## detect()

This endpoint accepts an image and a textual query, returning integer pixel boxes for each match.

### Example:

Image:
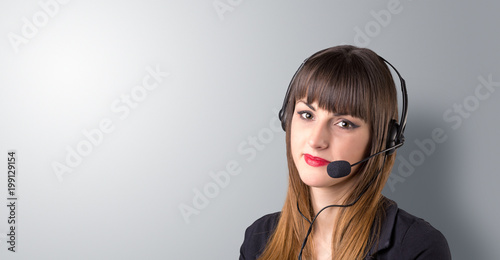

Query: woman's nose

[308,122,329,150]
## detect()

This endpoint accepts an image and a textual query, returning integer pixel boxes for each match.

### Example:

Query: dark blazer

[239,198,451,259]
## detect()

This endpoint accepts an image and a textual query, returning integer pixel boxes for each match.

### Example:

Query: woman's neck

[309,177,357,219]
[308,179,359,258]
[309,187,345,235]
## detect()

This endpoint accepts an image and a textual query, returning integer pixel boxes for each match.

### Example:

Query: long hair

[259,45,399,259]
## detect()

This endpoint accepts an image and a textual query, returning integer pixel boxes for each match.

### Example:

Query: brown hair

[259,45,399,259]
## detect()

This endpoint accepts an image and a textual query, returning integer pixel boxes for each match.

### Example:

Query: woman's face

[290,99,371,188]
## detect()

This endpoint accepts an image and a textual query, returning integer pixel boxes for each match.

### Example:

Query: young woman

[239,45,451,259]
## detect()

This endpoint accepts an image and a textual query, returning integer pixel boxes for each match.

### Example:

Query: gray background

[0,0,499,259]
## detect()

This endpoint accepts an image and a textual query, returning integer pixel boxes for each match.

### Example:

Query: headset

[278,47,408,156]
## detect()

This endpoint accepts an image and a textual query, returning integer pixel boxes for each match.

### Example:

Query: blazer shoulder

[396,208,452,259]
[240,212,280,260]
[247,212,281,233]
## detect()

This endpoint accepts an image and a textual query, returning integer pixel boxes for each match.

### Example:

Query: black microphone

[327,160,352,178]
[326,143,404,178]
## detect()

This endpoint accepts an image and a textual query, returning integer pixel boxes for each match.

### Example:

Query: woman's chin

[299,174,336,188]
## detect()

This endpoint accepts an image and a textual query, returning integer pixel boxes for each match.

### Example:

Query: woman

[239,45,451,259]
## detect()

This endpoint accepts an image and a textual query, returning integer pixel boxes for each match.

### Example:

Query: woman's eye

[336,120,357,129]
[298,111,313,120]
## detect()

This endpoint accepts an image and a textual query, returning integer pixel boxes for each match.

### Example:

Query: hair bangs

[291,58,371,122]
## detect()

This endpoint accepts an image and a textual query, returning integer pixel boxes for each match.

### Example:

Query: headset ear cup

[279,108,287,131]
[386,119,399,155]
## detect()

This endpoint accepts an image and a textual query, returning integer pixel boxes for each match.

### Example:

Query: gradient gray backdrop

[0,0,499,259]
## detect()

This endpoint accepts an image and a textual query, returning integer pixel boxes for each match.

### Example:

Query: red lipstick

[304,154,330,167]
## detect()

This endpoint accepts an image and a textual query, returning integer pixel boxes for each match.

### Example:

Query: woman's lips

[304,154,330,167]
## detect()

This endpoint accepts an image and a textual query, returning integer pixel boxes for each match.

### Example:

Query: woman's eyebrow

[297,101,357,119]
[297,101,316,111]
